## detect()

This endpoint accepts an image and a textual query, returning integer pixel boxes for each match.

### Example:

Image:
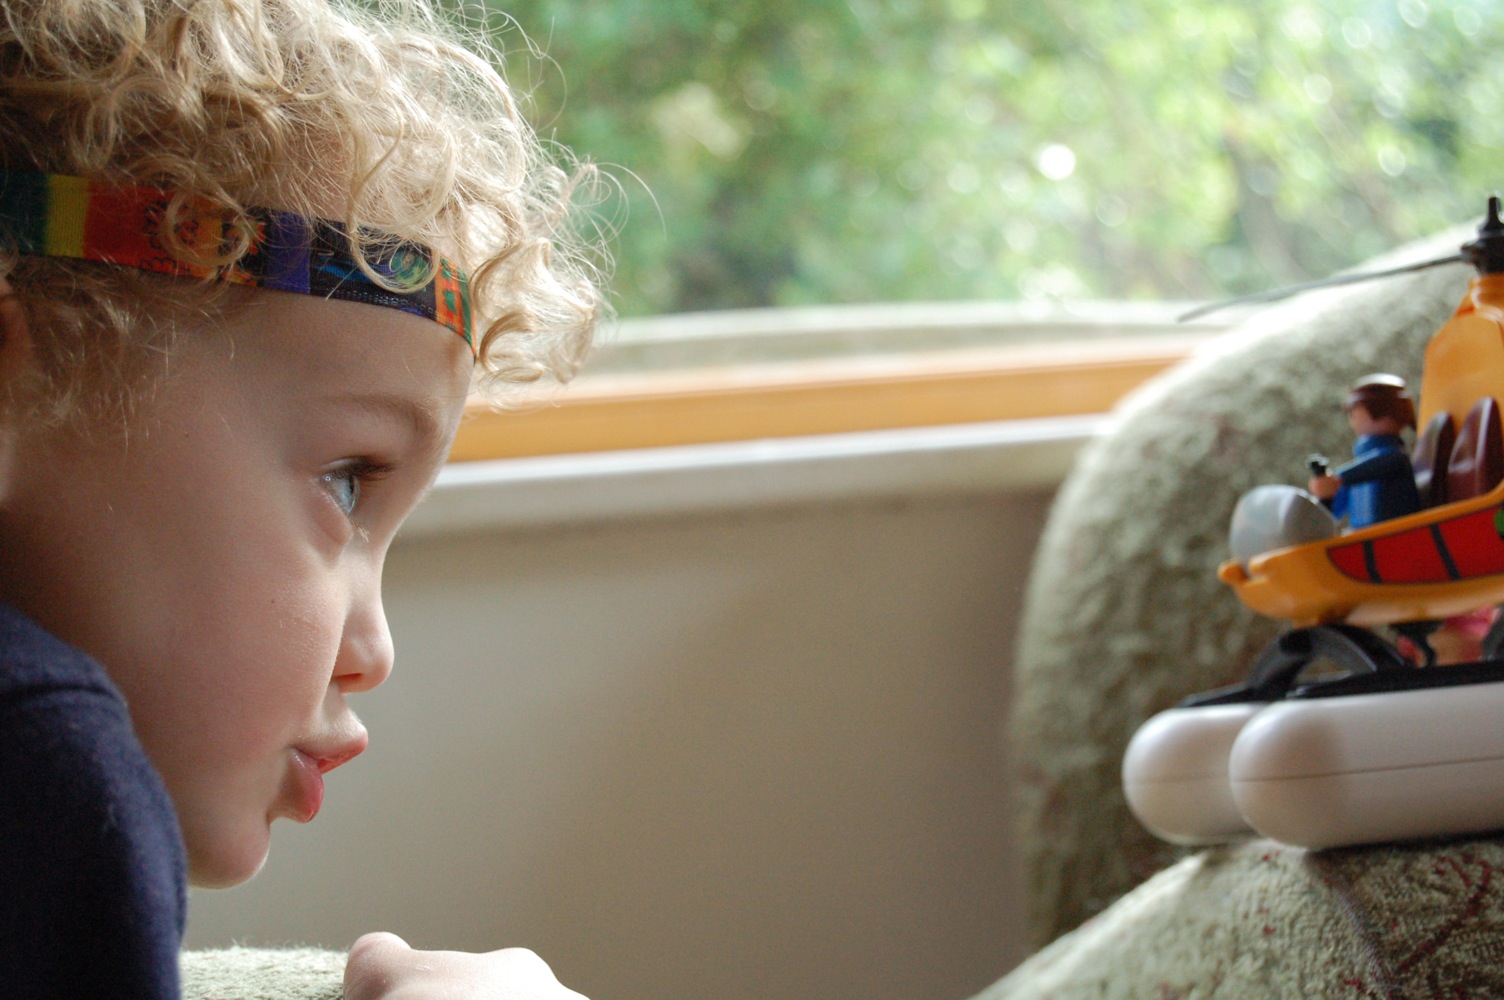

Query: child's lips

[285,731,368,822]
[304,732,369,774]
[286,750,326,823]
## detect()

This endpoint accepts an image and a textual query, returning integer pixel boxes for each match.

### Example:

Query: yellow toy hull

[1219,485,1504,627]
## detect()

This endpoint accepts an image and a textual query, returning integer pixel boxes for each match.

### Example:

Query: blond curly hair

[0,0,604,422]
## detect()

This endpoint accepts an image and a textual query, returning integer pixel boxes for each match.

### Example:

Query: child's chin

[185,830,272,889]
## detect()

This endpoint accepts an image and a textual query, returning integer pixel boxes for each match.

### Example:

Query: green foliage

[472,0,1504,316]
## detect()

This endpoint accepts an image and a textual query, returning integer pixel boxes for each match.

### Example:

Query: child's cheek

[163,526,344,754]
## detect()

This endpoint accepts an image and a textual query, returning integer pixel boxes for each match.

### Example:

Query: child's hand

[344,932,589,1000]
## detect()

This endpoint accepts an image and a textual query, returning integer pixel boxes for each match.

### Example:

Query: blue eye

[319,461,395,522]
[321,467,361,516]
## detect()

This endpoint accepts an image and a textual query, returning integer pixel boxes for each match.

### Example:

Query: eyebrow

[334,391,456,471]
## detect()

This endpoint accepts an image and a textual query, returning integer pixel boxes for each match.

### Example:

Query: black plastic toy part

[1182,624,1411,707]
[1461,196,1504,276]
[1181,623,1504,709]
[1179,195,1504,321]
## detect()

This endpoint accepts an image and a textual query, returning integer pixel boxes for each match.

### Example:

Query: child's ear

[0,277,33,501]
[0,277,33,380]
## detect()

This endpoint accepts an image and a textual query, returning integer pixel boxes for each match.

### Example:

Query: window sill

[409,414,1105,537]
[403,303,1229,536]
[449,302,1226,461]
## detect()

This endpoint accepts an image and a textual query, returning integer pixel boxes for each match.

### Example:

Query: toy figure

[1307,374,1421,529]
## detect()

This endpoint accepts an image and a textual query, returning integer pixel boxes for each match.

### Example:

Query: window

[452,0,1498,457]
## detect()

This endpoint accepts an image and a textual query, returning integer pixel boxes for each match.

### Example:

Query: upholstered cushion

[973,835,1504,999]
[181,946,344,999]
[1009,234,1477,947]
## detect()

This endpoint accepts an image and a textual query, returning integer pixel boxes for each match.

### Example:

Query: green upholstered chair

[973,230,1504,999]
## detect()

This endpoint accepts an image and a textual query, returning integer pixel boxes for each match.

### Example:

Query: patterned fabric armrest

[973,836,1504,999]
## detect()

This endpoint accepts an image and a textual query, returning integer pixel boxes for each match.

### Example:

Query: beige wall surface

[186,489,1053,1000]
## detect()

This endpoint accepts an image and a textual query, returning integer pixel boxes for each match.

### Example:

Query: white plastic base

[1230,683,1504,849]
[1122,680,1504,850]
[1122,703,1262,844]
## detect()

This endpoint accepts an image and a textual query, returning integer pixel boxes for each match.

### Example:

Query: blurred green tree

[472,0,1503,316]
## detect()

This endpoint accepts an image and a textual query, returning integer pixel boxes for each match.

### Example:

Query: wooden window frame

[449,306,1224,462]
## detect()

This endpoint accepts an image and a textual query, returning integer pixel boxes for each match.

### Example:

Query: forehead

[208,289,473,449]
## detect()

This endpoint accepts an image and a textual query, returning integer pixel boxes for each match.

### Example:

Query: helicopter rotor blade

[1177,253,1469,322]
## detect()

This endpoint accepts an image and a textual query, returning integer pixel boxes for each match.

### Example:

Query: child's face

[0,290,471,886]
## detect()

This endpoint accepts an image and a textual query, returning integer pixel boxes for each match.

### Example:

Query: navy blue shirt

[0,601,186,998]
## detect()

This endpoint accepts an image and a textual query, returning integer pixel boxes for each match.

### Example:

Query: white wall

[185,419,1083,1000]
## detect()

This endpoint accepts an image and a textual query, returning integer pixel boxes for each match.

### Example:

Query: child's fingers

[344,932,411,998]
[344,931,589,1000]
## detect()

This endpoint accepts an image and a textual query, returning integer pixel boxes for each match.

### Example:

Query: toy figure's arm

[1333,448,1413,485]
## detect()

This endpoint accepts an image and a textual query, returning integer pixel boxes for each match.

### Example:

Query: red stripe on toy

[1439,507,1504,578]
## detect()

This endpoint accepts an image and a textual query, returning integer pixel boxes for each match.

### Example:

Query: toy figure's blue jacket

[1332,433,1421,529]
[0,599,186,998]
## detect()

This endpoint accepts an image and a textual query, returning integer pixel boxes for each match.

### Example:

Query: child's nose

[335,581,395,694]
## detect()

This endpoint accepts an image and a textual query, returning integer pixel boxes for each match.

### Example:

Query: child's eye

[319,461,392,519]
[321,467,361,516]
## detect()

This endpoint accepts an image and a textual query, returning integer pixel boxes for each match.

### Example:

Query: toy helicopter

[1124,198,1504,851]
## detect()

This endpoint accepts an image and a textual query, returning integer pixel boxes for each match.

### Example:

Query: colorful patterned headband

[0,172,474,356]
